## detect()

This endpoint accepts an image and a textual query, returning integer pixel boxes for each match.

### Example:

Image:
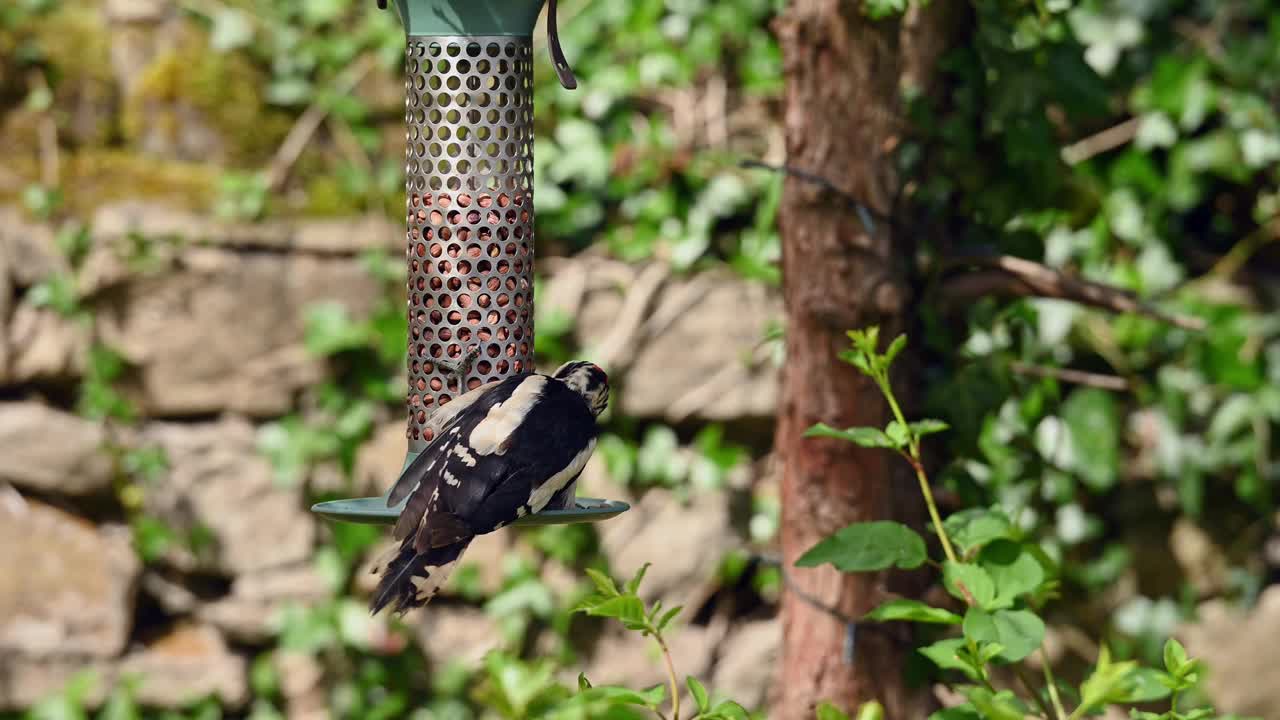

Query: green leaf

[909,419,950,437]
[978,541,1046,609]
[577,673,592,691]
[943,509,1017,555]
[884,334,908,366]
[816,701,851,720]
[657,605,682,632]
[686,677,709,714]
[796,521,927,572]
[918,638,980,681]
[854,701,884,720]
[864,599,962,625]
[584,568,619,597]
[927,706,981,720]
[885,420,909,447]
[963,687,1027,720]
[1163,637,1190,675]
[625,563,650,595]
[706,700,750,720]
[962,608,1045,662]
[577,596,646,625]
[804,424,897,449]
[1061,388,1120,491]
[943,562,996,609]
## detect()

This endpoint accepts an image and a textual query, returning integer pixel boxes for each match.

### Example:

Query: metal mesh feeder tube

[312,0,628,527]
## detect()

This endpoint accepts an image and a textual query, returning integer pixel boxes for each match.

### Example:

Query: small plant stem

[879,376,959,565]
[1013,664,1054,720]
[653,631,680,720]
[1041,652,1068,720]
[907,454,958,565]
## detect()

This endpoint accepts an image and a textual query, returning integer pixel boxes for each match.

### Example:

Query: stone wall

[0,204,784,712]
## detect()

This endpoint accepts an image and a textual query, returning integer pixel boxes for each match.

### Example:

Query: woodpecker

[370,360,609,615]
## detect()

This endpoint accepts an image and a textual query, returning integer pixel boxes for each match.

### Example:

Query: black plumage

[370,361,608,615]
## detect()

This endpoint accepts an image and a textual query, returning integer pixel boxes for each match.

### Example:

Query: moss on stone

[122,22,290,165]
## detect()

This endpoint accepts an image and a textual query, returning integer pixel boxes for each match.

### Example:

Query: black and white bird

[370,360,609,616]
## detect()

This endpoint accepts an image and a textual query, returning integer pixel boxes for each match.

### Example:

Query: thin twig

[266,54,378,192]
[1013,663,1055,720]
[940,254,1205,331]
[1060,117,1140,165]
[1042,650,1068,720]
[739,159,888,233]
[1009,362,1131,391]
[653,633,680,720]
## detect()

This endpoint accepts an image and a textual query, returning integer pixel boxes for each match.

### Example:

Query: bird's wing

[386,378,505,508]
[392,374,599,549]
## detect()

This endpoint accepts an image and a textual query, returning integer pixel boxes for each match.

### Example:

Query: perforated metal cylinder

[404,36,536,452]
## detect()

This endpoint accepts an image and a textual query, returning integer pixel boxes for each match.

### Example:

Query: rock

[710,620,778,710]
[0,207,67,287]
[541,257,781,424]
[599,488,738,610]
[412,606,502,666]
[1180,585,1280,718]
[199,563,329,643]
[119,622,248,708]
[90,202,399,255]
[0,402,114,496]
[582,624,717,692]
[4,304,90,385]
[0,622,248,711]
[1169,518,1229,595]
[142,417,315,575]
[0,497,138,658]
[105,0,171,23]
[354,422,410,497]
[0,655,114,710]
[97,248,380,417]
[275,650,328,720]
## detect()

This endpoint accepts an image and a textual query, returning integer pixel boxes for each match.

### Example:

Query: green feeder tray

[311,495,630,527]
[311,0,627,530]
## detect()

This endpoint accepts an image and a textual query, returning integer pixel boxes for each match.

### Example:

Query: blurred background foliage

[1,0,1278,717]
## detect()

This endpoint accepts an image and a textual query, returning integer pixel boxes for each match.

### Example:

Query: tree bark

[772,2,960,719]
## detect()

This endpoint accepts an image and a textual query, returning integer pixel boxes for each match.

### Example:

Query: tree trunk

[772,2,960,719]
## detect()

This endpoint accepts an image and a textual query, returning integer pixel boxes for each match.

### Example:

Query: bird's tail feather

[369,538,470,616]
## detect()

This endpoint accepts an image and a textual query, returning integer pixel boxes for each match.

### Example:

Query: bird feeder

[312,0,628,526]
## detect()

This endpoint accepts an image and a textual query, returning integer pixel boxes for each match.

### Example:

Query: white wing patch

[451,444,477,467]
[410,559,459,601]
[527,438,596,513]
[469,375,548,455]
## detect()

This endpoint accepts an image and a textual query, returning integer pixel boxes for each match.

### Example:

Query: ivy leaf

[962,608,1045,662]
[864,599,962,625]
[978,540,1046,609]
[804,424,897,449]
[943,509,1017,555]
[1061,388,1119,491]
[943,562,996,609]
[686,677,709,714]
[797,521,927,572]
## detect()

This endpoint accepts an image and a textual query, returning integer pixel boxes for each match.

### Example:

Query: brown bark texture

[771,2,959,719]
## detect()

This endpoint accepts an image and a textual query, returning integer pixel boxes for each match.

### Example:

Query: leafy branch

[797,327,1232,720]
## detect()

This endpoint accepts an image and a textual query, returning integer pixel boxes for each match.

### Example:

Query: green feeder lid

[376,0,577,88]
[312,495,629,526]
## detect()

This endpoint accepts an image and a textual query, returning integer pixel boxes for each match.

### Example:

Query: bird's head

[553,361,609,417]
